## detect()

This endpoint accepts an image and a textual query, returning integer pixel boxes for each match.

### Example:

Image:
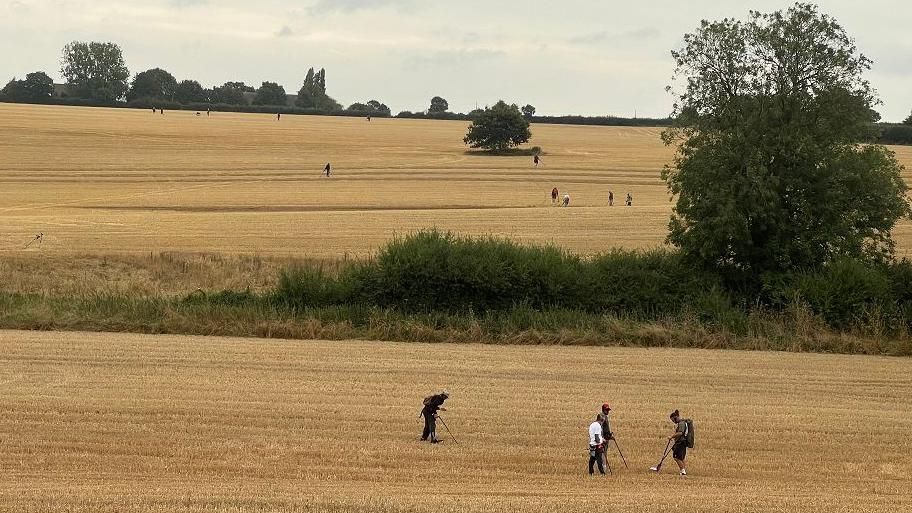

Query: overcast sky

[2,0,910,120]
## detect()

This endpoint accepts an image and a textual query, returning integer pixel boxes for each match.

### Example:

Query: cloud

[276,25,293,37]
[567,27,661,46]
[308,0,417,15]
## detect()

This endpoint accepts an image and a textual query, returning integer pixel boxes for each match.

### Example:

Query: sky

[1,0,910,121]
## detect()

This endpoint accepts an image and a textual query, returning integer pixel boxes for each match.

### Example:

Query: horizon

[1,0,910,121]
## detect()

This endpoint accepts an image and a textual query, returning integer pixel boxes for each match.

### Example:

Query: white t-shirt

[588,421,603,446]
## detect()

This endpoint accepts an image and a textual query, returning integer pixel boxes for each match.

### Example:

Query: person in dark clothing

[420,390,449,443]
[323,162,332,177]
[598,403,614,469]
[669,409,688,476]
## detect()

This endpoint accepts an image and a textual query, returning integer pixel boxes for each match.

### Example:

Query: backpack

[422,396,433,406]
[684,419,695,448]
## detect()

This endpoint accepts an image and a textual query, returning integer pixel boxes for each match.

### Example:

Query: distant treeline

[876,124,912,146]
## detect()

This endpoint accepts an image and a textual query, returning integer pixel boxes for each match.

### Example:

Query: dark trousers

[589,446,605,474]
[421,413,437,441]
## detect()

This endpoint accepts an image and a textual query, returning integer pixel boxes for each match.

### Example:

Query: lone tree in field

[521,104,536,118]
[127,68,177,102]
[463,100,531,151]
[60,41,129,102]
[662,2,910,282]
[429,96,448,114]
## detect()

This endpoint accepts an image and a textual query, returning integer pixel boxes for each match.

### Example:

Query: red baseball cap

[602,403,611,411]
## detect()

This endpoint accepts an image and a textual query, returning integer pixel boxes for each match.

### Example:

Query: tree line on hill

[1,40,677,127]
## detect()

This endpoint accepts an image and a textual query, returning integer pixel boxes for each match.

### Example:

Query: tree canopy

[174,80,207,104]
[521,104,536,118]
[210,81,250,105]
[253,81,287,106]
[429,96,448,114]
[662,2,910,282]
[60,41,129,102]
[904,111,912,125]
[127,68,177,102]
[463,101,532,151]
[1,71,54,103]
[296,67,341,110]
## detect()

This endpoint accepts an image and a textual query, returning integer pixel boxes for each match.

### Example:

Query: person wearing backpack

[419,391,449,443]
[667,409,692,476]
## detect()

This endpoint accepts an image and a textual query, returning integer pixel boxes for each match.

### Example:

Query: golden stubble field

[1,329,910,512]
[4,103,910,259]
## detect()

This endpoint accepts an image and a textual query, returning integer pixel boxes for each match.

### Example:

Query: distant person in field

[626,193,632,206]
[195,112,201,117]
[323,162,332,177]
[551,187,559,206]
[533,154,541,168]
[160,108,164,116]
[367,115,371,122]
[563,194,571,207]
[152,107,156,114]
[277,113,281,121]
[420,391,449,443]
[608,191,614,206]
[207,107,210,117]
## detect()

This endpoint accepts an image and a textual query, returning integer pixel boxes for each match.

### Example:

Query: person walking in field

[323,162,332,177]
[625,193,632,206]
[608,191,614,206]
[420,391,449,443]
[533,154,541,168]
[588,414,606,475]
[551,187,559,206]
[668,409,690,476]
[563,194,571,207]
[277,112,281,121]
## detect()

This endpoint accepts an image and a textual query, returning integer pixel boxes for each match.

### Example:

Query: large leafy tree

[521,104,536,118]
[127,68,177,101]
[463,100,531,151]
[253,81,287,106]
[60,41,129,102]
[429,96,448,114]
[1,71,54,102]
[295,67,341,110]
[174,79,207,104]
[662,2,910,281]
[210,81,251,105]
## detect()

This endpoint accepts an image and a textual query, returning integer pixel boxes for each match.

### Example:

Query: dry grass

[1,329,910,512]
[7,103,909,260]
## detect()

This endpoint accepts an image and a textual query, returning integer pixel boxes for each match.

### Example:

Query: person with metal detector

[651,409,691,476]
[588,414,607,475]
[598,403,628,470]
[419,390,449,444]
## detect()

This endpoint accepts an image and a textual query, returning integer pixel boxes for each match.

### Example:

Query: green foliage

[429,96,448,113]
[253,81,287,106]
[877,124,912,145]
[463,100,532,151]
[521,104,536,117]
[173,79,207,104]
[209,81,250,105]
[296,67,341,111]
[904,111,912,125]
[60,41,129,102]
[127,68,177,102]
[663,3,911,282]
[348,100,391,115]
[0,71,53,102]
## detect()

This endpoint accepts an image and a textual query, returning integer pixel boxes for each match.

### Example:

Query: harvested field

[1,329,910,512]
[4,103,909,259]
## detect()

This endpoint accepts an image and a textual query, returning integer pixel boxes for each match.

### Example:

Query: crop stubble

[0,329,910,512]
[4,103,909,258]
